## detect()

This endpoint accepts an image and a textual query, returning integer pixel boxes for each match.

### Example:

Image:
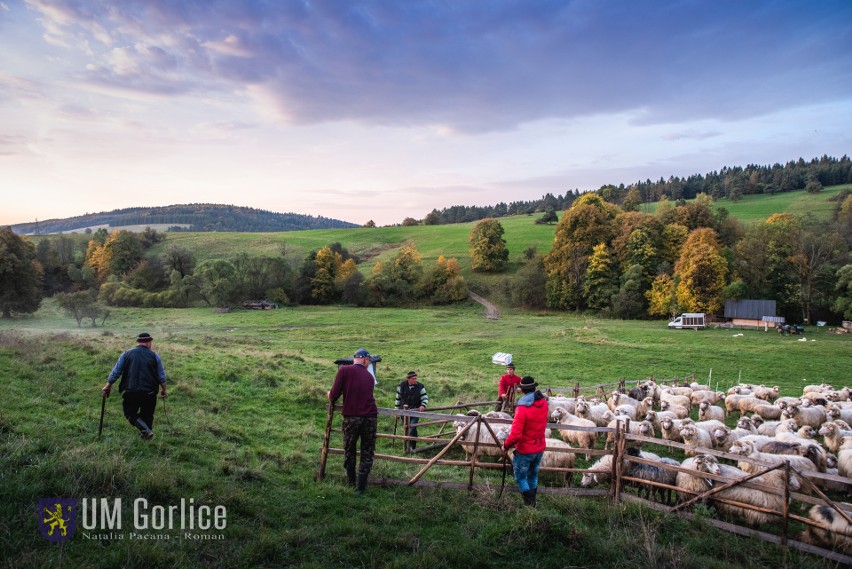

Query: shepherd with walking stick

[101,332,167,440]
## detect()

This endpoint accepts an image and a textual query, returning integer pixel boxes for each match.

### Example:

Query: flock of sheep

[451,380,852,554]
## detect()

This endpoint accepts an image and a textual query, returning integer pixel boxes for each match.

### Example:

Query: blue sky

[1,0,851,227]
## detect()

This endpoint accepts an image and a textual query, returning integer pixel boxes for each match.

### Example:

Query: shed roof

[724,299,777,320]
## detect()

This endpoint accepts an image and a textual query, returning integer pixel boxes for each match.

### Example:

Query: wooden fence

[318,401,852,564]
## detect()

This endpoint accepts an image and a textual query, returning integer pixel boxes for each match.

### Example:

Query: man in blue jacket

[102,332,167,440]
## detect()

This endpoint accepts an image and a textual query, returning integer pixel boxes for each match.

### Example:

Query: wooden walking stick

[318,402,335,480]
[98,391,108,439]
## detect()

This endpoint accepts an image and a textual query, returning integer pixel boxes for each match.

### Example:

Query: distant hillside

[11,204,359,234]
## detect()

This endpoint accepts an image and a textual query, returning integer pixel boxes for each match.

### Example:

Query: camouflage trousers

[342,416,378,475]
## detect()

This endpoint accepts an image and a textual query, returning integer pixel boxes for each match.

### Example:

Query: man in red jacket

[502,375,547,506]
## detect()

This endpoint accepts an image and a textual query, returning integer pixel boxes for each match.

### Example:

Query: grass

[1,302,850,568]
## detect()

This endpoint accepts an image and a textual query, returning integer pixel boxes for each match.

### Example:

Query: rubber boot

[135,418,154,440]
[356,473,368,494]
[346,466,356,487]
[530,487,538,507]
[521,490,534,506]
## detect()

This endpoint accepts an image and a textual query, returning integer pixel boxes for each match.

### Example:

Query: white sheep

[667,386,694,398]
[659,416,688,443]
[728,439,818,483]
[715,467,798,527]
[539,438,576,486]
[660,389,691,410]
[819,422,852,454]
[782,404,827,430]
[803,383,834,394]
[690,390,725,407]
[604,417,654,448]
[756,419,782,436]
[735,416,759,434]
[751,403,783,421]
[574,400,616,428]
[676,453,797,526]
[800,505,852,554]
[698,401,725,423]
[693,419,726,434]
[547,395,577,417]
[613,404,638,420]
[551,407,597,460]
[680,424,713,456]
[725,393,751,417]
[452,415,509,460]
[659,400,690,419]
[827,403,852,424]
[608,392,645,414]
[753,385,780,402]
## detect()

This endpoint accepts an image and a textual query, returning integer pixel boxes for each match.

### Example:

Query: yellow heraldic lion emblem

[38,498,76,541]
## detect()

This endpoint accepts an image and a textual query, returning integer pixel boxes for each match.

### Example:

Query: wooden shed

[724,299,783,330]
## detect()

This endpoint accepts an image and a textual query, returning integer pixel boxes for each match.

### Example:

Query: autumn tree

[583,243,618,311]
[469,219,509,272]
[545,194,619,309]
[646,273,678,318]
[0,227,42,318]
[674,228,728,314]
[420,256,468,304]
[367,244,425,305]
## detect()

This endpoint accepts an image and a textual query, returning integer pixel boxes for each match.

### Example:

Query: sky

[1,0,851,228]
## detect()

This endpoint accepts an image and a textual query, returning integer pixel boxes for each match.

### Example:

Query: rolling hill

[11,203,359,235]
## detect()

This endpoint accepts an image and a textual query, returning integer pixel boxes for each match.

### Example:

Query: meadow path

[469,292,500,319]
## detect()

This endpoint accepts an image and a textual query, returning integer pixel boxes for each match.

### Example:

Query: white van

[668,313,706,330]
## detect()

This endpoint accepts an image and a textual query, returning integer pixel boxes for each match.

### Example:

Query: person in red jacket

[502,375,547,506]
[495,363,520,412]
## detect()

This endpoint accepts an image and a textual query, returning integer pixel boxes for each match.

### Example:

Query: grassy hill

[639,184,850,223]
[1,304,849,568]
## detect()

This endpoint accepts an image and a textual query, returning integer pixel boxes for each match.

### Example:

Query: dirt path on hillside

[469,292,500,320]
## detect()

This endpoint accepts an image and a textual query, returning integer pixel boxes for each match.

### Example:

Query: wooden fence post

[573,382,580,399]
[402,405,410,454]
[318,402,335,480]
[782,461,791,546]
[468,416,483,490]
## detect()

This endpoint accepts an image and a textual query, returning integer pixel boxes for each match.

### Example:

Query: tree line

[0,226,470,325]
[411,155,852,227]
[470,189,852,324]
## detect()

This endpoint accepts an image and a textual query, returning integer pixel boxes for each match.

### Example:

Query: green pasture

[712,184,850,224]
[1,302,849,568]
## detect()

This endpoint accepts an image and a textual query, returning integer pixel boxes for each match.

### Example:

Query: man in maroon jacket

[502,376,547,506]
[328,348,378,493]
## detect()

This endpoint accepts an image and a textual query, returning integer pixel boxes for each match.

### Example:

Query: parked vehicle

[668,313,705,330]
